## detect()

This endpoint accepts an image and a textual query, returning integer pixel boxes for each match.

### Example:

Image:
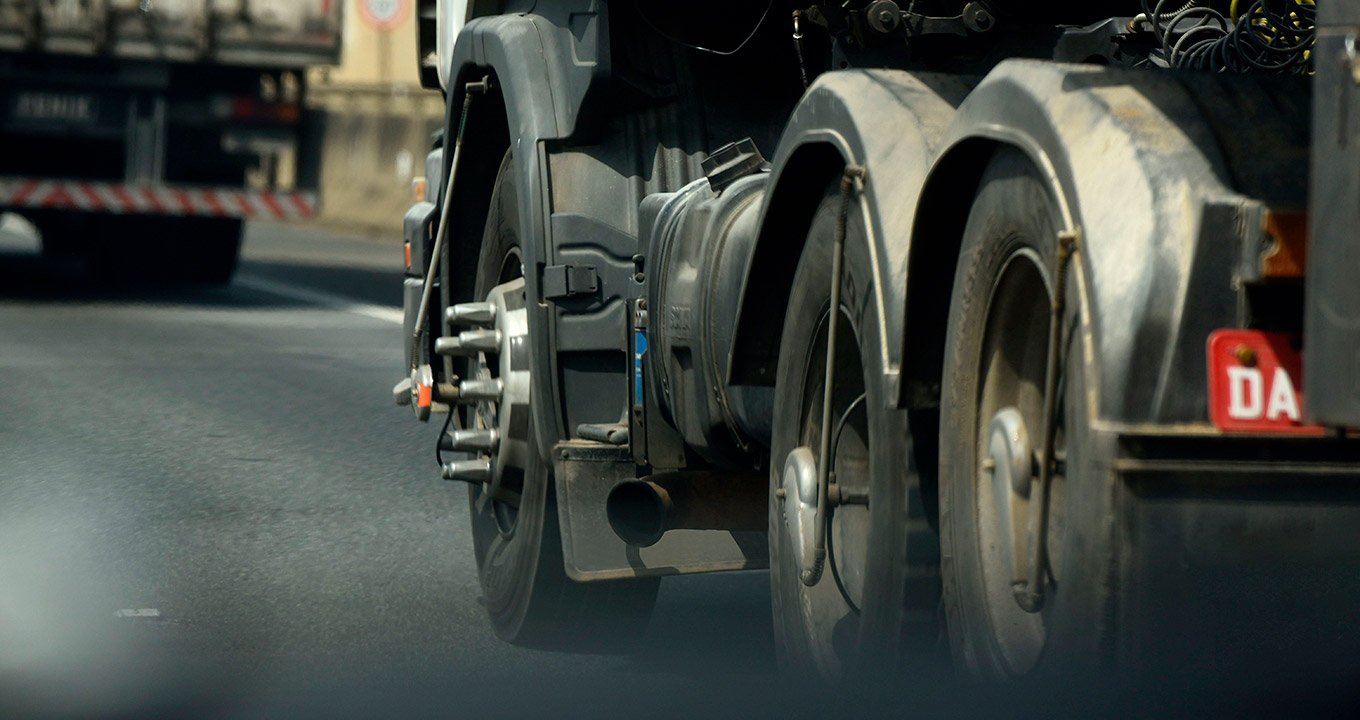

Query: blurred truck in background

[0,0,342,284]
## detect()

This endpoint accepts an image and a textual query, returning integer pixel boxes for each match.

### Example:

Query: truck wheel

[769,179,940,681]
[33,212,87,259]
[939,148,1114,679]
[466,151,658,649]
[182,218,243,286]
[53,215,241,287]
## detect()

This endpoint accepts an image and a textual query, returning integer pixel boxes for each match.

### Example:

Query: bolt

[1234,345,1258,367]
[963,2,995,33]
[775,487,786,499]
[634,272,646,283]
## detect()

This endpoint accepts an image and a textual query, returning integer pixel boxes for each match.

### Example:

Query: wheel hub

[780,446,821,582]
[985,407,1034,586]
[446,278,531,515]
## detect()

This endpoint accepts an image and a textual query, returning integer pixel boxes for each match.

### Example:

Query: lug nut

[434,336,468,356]
[458,328,502,352]
[434,329,501,356]
[442,459,491,483]
[447,302,497,326]
[458,378,504,403]
[449,428,499,452]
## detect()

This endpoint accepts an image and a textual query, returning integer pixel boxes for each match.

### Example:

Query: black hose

[1142,0,1315,74]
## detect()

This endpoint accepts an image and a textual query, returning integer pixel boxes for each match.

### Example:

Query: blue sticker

[634,330,648,405]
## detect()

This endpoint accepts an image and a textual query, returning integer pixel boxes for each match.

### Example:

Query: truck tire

[33,211,87,259]
[939,147,1115,679]
[40,215,240,287]
[769,179,941,681]
[466,152,658,649]
[182,218,243,286]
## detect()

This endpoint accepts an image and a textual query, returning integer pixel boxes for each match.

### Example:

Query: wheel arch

[899,131,1078,411]
[728,70,970,405]
[898,60,1303,427]
[440,5,610,298]
[728,140,848,385]
[438,5,612,457]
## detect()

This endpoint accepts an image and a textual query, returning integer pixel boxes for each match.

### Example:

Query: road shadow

[0,212,402,309]
[0,250,306,308]
[0,251,403,311]
[238,259,403,308]
[621,570,776,678]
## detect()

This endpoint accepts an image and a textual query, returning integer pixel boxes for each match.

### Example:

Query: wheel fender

[908,60,1269,426]
[449,5,608,145]
[441,3,610,456]
[728,69,970,406]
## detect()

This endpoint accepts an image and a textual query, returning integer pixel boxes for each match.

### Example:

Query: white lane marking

[114,608,161,618]
[235,274,404,324]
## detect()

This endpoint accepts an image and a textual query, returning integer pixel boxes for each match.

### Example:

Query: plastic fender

[449,5,608,145]
[729,69,970,405]
[442,3,609,456]
[922,60,1260,427]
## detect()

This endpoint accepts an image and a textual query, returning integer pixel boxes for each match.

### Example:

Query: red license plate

[1207,330,1325,435]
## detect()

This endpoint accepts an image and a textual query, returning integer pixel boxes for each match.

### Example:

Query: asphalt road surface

[5,219,1327,720]
[0,219,781,719]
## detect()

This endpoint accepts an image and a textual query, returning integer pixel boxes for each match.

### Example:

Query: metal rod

[792,10,810,89]
[804,166,865,587]
[1014,229,1078,613]
[410,76,491,369]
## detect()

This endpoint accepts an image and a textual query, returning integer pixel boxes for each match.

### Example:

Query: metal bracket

[125,96,166,184]
[1013,227,1081,614]
[542,264,599,300]
[802,165,866,587]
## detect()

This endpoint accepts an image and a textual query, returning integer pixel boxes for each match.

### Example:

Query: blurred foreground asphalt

[4,219,1353,719]
[0,219,779,719]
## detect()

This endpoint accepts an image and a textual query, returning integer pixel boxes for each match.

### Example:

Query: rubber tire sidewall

[467,150,554,642]
[769,180,937,681]
[467,151,658,649]
[939,148,1115,679]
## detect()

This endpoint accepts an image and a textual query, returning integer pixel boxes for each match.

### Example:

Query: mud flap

[552,440,768,581]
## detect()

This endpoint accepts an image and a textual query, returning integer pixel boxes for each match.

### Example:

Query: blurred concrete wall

[306,0,444,235]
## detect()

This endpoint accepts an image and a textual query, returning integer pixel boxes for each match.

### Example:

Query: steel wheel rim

[789,304,871,675]
[972,247,1065,676]
[471,249,531,537]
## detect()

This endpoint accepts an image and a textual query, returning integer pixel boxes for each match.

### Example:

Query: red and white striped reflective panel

[0,177,318,220]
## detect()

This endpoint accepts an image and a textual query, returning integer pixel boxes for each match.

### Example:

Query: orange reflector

[412,177,427,203]
[417,383,432,408]
[404,242,411,270]
[1261,211,1308,278]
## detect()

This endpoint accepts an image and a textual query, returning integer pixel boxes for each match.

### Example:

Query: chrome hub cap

[780,446,820,580]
